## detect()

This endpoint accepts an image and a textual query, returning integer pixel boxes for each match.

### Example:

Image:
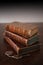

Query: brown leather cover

[5,31,27,46]
[4,36,20,54]
[5,23,38,38]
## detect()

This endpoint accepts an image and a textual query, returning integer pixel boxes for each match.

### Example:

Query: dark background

[0,3,43,23]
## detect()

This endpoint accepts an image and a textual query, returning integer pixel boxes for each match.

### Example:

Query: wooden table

[0,23,43,65]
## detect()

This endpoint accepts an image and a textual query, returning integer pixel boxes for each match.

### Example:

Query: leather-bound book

[5,23,38,39]
[5,31,39,46]
[4,36,40,56]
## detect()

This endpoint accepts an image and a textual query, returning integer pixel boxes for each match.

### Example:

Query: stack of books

[3,23,40,59]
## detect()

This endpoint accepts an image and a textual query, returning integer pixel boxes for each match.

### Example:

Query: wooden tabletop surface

[0,23,43,65]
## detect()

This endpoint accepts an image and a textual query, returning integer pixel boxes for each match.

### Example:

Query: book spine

[4,36,20,54]
[5,31,28,46]
[5,24,38,38]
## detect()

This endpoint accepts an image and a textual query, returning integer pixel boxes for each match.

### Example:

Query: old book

[5,24,38,38]
[4,36,40,56]
[4,31,39,46]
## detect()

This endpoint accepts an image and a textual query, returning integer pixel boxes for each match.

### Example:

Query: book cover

[4,31,39,46]
[5,23,38,38]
